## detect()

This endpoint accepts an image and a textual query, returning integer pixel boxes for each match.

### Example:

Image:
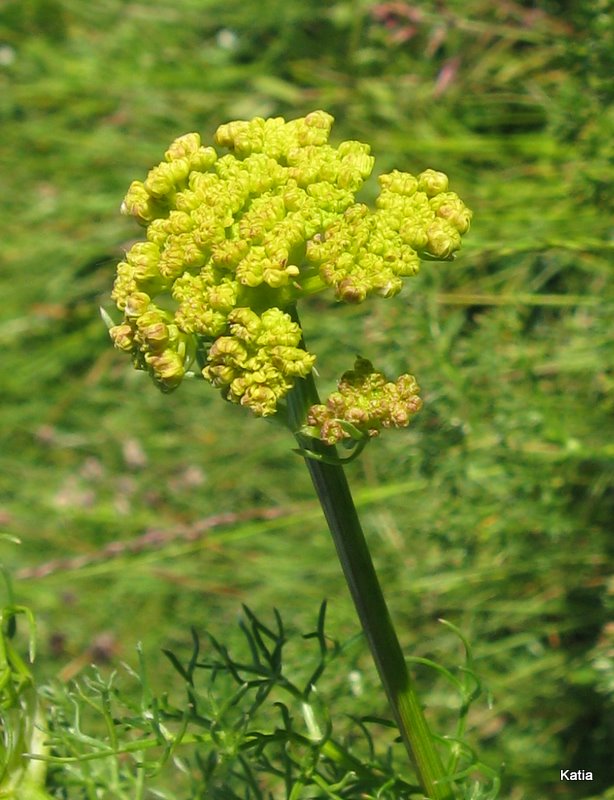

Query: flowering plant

[105,111,473,799]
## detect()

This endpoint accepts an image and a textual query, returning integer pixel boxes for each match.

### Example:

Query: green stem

[285,306,454,800]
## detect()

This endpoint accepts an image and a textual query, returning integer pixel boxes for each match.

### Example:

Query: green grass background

[1,0,613,797]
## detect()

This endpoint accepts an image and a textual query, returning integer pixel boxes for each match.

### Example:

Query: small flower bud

[337,278,368,304]
[378,171,418,196]
[124,292,151,318]
[240,384,278,416]
[145,349,185,392]
[146,218,169,247]
[144,159,191,199]
[236,250,266,288]
[429,192,472,234]
[271,346,316,376]
[136,310,170,352]
[209,336,247,360]
[417,169,448,197]
[165,133,201,161]
[109,323,135,352]
[206,363,237,386]
[166,210,194,235]
[296,110,334,145]
[189,146,218,172]
[425,219,462,259]
[121,181,160,223]
[125,241,161,281]
[399,220,430,251]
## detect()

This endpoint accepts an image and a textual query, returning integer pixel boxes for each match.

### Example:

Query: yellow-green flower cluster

[306,169,472,303]
[306,357,422,444]
[203,308,315,416]
[108,292,195,393]
[108,111,470,416]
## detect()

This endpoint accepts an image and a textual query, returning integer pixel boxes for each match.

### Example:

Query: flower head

[108,111,470,417]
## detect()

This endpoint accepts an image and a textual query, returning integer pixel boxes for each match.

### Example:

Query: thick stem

[286,307,453,800]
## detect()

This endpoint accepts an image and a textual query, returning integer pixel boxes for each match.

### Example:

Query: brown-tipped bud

[165,133,201,161]
[145,350,185,392]
[109,323,135,352]
[124,292,151,318]
[306,358,422,444]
